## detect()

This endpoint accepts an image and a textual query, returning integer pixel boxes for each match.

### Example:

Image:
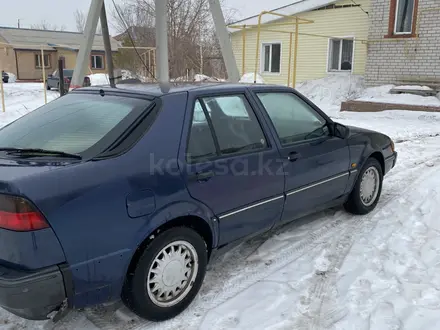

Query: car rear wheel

[122,227,207,321]
[344,157,383,215]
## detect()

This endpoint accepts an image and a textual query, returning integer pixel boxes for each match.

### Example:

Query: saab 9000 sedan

[0,83,396,322]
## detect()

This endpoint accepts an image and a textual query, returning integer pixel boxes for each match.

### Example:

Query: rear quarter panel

[13,92,217,308]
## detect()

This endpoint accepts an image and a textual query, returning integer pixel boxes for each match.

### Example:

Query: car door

[253,90,350,224]
[179,90,285,245]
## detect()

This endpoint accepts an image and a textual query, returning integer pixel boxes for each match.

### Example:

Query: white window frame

[394,0,416,35]
[35,54,51,69]
[326,37,355,73]
[260,42,282,75]
[91,54,105,69]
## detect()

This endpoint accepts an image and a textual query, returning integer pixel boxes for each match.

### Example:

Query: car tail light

[0,194,49,231]
[64,77,71,84]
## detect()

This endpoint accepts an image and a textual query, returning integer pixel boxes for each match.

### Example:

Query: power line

[111,0,157,81]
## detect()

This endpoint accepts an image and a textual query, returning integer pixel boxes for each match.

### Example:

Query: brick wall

[365,0,440,86]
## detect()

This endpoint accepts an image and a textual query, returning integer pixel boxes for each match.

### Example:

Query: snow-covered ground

[2,77,440,330]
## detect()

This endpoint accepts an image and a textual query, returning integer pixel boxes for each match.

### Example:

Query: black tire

[46,83,51,90]
[344,157,383,215]
[122,227,208,321]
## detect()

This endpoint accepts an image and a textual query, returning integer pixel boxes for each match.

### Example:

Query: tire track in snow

[291,158,440,330]
[84,211,352,330]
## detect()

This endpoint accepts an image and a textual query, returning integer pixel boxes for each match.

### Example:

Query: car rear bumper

[385,151,397,175]
[0,264,67,320]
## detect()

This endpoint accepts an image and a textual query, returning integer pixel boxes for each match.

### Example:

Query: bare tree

[111,0,237,79]
[74,9,86,33]
[74,9,102,34]
[31,20,66,31]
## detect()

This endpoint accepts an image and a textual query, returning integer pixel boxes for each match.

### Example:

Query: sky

[1,0,293,35]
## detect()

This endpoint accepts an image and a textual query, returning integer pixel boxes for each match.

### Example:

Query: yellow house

[228,0,371,86]
[0,27,120,81]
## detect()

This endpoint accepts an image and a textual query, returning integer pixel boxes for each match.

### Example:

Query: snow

[172,74,223,82]
[0,83,59,126]
[6,72,17,83]
[3,76,440,329]
[194,74,221,82]
[358,85,440,106]
[87,73,110,86]
[296,74,364,109]
[240,73,265,84]
[394,85,433,91]
[87,72,148,86]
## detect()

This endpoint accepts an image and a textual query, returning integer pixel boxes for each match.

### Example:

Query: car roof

[75,82,290,97]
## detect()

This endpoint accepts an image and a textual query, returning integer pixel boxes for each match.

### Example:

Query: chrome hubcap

[147,241,198,308]
[360,166,380,206]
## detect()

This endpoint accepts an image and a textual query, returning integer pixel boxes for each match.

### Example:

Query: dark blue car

[0,83,397,322]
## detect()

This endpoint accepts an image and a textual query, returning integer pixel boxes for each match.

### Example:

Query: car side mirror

[331,122,349,139]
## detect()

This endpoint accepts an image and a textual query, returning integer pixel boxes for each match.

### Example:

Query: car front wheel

[344,157,383,215]
[123,227,208,321]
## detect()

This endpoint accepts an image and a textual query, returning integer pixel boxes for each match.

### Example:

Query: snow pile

[87,73,110,86]
[121,69,137,80]
[6,72,17,83]
[358,85,440,107]
[395,85,433,91]
[121,70,149,82]
[240,73,265,84]
[296,74,364,108]
[171,74,223,83]
[194,74,222,82]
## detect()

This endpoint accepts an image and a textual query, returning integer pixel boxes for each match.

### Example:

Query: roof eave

[227,0,338,33]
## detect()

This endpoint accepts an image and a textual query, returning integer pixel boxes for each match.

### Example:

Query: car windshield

[63,70,74,76]
[0,93,151,155]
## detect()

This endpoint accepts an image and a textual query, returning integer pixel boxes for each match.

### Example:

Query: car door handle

[190,171,215,182]
[287,152,301,162]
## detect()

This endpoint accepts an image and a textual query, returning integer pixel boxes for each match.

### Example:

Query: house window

[35,54,50,68]
[394,0,415,34]
[262,43,281,73]
[91,55,104,69]
[328,39,353,72]
[387,0,418,37]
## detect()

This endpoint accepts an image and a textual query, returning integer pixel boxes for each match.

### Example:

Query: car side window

[201,95,267,156]
[186,100,217,163]
[257,92,328,145]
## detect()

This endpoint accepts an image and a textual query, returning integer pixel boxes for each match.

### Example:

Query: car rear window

[0,93,152,155]
[64,70,74,76]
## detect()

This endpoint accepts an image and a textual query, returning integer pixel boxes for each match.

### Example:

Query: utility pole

[155,0,170,84]
[70,0,104,90]
[100,3,116,88]
[18,19,21,29]
[208,0,240,82]
[0,60,5,112]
